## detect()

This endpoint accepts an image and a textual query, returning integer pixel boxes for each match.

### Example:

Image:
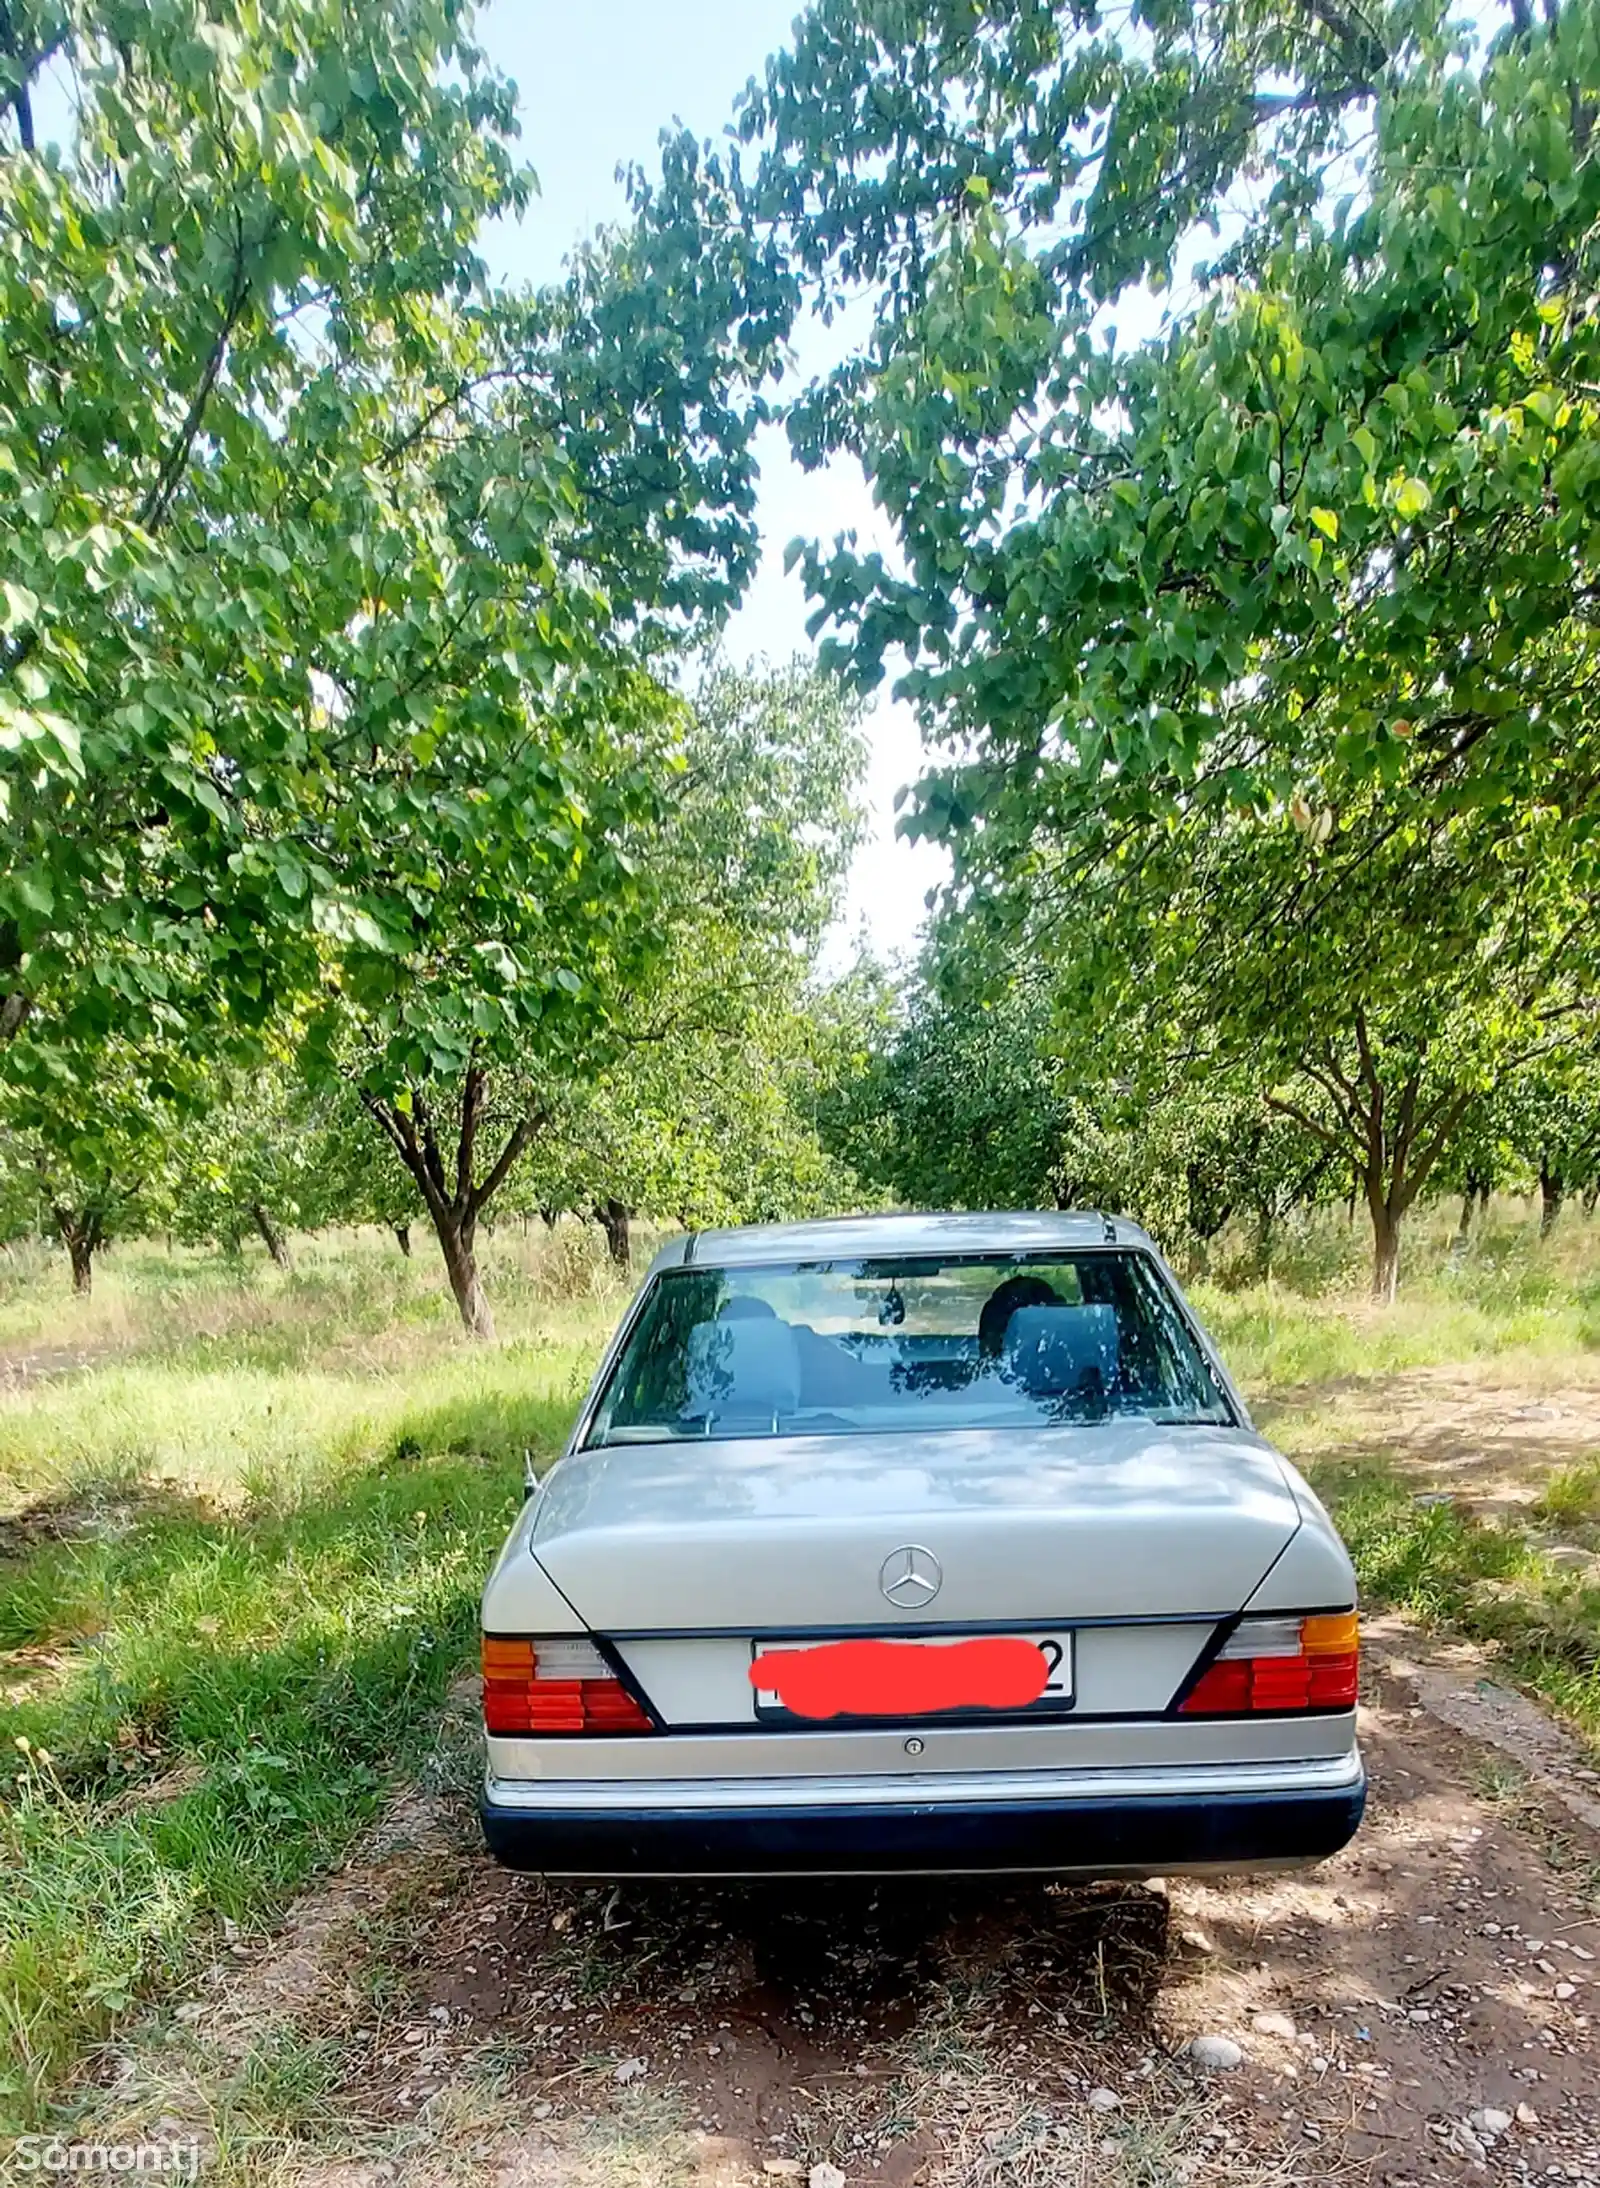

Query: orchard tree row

[817,952,1600,1280]
[0,649,870,1326]
[747,0,1600,1297]
[6,0,1600,1312]
[0,969,865,1301]
[0,2,870,1328]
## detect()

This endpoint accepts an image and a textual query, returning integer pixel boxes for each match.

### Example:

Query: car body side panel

[1243,1465,1359,1611]
[482,1496,584,1630]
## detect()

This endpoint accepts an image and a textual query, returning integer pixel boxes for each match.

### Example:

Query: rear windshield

[585,1250,1234,1446]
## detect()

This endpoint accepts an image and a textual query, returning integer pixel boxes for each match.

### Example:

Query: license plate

[750,1630,1075,1722]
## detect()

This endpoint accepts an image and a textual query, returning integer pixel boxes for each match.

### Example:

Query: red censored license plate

[749,1631,1074,1723]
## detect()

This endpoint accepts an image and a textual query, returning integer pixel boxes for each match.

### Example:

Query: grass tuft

[1534,1458,1600,1527]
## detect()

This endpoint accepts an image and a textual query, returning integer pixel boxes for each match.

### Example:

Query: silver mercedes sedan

[479,1212,1364,1877]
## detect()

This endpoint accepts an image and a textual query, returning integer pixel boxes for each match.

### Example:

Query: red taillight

[1181,1612,1359,1716]
[481,1636,655,1736]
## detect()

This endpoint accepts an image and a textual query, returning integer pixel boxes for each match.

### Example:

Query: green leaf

[0,581,40,632]
[1392,477,1432,521]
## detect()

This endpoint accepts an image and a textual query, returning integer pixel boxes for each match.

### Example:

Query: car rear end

[479,1220,1365,1877]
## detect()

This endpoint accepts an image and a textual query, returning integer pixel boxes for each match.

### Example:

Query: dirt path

[0,1335,125,1394]
[1257,1366,1600,1519]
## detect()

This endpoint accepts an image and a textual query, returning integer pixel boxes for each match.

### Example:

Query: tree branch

[0,5,65,155]
[135,214,254,533]
[1265,1092,1350,1154]
[468,1105,548,1218]
[457,1060,486,1208]
[409,1085,452,1204]
[361,1091,415,1165]
[1300,1051,1366,1142]
[1400,1086,1476,1213]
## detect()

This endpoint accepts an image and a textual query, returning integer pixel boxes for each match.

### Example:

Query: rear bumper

[481,1758,1365,1878]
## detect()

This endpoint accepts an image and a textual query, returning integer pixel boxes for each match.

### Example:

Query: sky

[472,0,949,969]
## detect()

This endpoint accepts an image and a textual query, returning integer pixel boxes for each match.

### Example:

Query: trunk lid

[530,1424,1300,1631]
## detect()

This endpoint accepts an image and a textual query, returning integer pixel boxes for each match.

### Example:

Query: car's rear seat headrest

[1005,1303,1120,1395]
[686,1316,801,1416]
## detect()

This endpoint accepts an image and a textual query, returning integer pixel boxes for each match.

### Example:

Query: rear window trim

[578,1245,1240,1450]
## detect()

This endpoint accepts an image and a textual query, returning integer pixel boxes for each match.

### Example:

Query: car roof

[645,1210,1157,1273]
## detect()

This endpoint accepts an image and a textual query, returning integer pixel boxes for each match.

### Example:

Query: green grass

[1190,1204,1600,1397]
[3,1201,1600,2135]
[1193,1204,1600,1752]
[1304,1453,1600,1742]
[0,1225,626,2131]
[1534,1460,1600,1527]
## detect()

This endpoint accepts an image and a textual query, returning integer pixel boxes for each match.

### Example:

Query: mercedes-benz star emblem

[879,1544,942,1608]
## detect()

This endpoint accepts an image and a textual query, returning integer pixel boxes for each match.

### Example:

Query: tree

[818,947,1329,1268]
[1129,1083,1332,1281]
[329,658,866,1333]
[0,0,524,1061]
[166,1066,355,1267]
[1497,1064,1600,1236]
[0,1045,184,1291]
[296,1085,421,1255]
[821,971,1118,1215]
[1028,779,1594,1296]
[1436,1111,1507,1245]
[518,989,865,1266]
[750,0,1600,854]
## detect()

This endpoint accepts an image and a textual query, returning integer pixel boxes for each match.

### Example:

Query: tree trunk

[1582,1182,1599,1219]
[1270,1030,1473,1308]
[361,1066,547,1341]
[1539,1163,1564,1239]
[393,1223,412,1257]
[52,1207,102,1296]
[251,1201,292,1271]
[432,1203,495,1340]
[594,1198,632,1273]
[539,1205,559,1230]
[1454,1169,1489,1247]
